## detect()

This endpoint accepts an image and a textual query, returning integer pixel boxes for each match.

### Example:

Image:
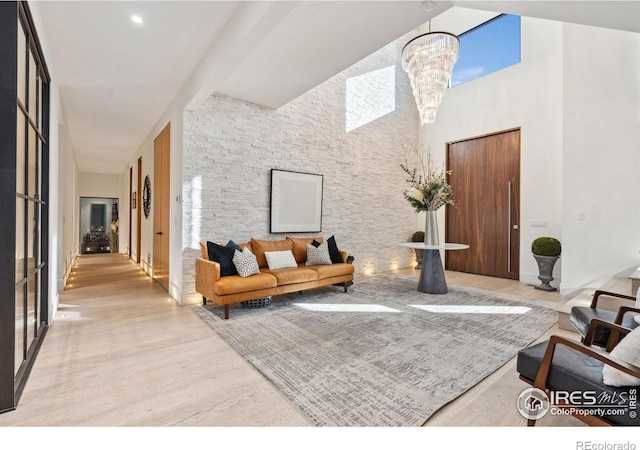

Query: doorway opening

[79,197,119,254]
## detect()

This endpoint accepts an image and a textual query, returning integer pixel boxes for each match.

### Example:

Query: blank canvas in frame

[270,169,323,233]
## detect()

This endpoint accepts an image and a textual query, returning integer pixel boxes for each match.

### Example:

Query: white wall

[181,34,420,304]
[77,172,121,198]
[560,23,640,291]
[422,15,640,294]
[58,122,79,292]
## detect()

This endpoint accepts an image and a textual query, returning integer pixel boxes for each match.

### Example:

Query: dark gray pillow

[207,240,242,277]
[327,235,342,263]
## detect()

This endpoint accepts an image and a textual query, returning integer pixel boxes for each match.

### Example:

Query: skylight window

[451,14,521,87]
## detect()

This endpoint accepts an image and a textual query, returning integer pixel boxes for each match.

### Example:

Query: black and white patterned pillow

[305,241,332,265]
[232,247,261,277]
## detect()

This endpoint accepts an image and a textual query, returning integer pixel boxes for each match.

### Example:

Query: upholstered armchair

[570,289,639,350]
[517,320,640,426]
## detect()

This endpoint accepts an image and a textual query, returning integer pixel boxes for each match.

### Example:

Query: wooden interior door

[136,157,142,264]
[128,166,132,259]
[153,123,170,291]
[445,129,520,279]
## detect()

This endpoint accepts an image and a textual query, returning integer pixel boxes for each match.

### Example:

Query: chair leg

[224,304,229,320]
[343,282,348,293]
[203,296,207,305]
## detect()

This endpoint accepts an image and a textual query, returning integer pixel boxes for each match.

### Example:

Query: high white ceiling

[30,1,640,174]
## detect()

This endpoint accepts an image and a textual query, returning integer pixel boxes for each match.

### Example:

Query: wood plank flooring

[0,254,604,430]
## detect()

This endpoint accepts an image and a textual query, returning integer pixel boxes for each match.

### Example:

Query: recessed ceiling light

[131,15,143,25]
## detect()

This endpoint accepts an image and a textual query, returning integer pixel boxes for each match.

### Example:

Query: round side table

[398,243,469,294]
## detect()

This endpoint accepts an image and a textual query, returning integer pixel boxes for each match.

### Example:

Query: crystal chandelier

[402,30,459,124]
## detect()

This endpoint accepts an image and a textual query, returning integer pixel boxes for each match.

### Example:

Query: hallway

[0,254,306,426]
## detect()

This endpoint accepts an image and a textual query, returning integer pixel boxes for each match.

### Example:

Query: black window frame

[0,0,50,413]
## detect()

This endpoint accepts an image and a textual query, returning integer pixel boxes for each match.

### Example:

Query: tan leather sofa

[195,237,354,319]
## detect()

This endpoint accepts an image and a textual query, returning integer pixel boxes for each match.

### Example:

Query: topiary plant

[411,231,425,242]
[531,237,561,257]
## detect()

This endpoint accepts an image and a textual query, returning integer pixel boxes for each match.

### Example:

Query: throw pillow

[265,250,298,270]
[207,240,242,277]
[602,326,640,387]
[305,241,332,266]
[232,247,261,278]
[327,235,343,263]
[286,237,323,264]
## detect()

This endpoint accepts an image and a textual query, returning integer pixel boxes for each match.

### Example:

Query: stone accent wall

[181,37,419,304]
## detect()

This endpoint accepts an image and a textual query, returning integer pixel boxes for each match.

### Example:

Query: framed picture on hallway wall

[270,169,323,233]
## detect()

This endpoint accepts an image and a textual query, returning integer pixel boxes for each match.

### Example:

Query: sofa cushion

[232,247,261,278]
[265,250,298,270]
[267,267,318,286]
[207,240,242,277]
[305,242,332,265]
[517,340,637,426]
[214,273,278,296]
[326,235,343,264]
[309,263,355,280]
[286,236,323,263]
[251,238,294,268]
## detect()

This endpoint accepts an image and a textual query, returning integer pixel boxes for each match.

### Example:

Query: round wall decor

[142,175,151,218]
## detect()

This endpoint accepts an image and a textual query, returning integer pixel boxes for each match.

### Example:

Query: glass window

[16,111,25,194]
[15,284,25,375]
[17,25,26,105]
[451,14,521,87]
[7,2,50,409]
[27,275,36,341]
[28,50,37,119]
[15,198,24,284]
[28,126,37,197]
[27,201,37,269]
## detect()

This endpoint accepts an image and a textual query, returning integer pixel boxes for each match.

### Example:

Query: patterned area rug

[193,273,557,426]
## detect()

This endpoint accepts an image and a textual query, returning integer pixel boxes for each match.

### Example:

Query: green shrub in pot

[531,237,561,257]
[531,237,561,291]
[411,231,425,269]
[411,231,425,243]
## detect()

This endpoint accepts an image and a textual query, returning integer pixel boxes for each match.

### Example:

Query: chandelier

[401,30,459,124]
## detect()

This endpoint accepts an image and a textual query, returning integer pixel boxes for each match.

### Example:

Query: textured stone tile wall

[181,38,420,304]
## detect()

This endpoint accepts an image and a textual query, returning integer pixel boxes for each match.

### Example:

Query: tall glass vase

[424,210,439,245]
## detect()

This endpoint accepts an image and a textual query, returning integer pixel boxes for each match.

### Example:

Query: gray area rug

[193,273,557,426]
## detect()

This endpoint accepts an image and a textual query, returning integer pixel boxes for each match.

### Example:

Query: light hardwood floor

[0,254,592,428]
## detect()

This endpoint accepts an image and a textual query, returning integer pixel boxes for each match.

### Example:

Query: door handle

[155,231,163,235]
[507,181,512,273]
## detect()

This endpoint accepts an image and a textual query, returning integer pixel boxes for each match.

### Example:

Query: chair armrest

[195,257,221,299]
[533,334,640,392]
[614,306,640,325]
[590,289,636,308]
[584,319,632,351]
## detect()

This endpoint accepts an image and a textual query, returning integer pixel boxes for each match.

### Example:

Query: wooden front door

[153,123,170,291]
[445,129,520,279]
